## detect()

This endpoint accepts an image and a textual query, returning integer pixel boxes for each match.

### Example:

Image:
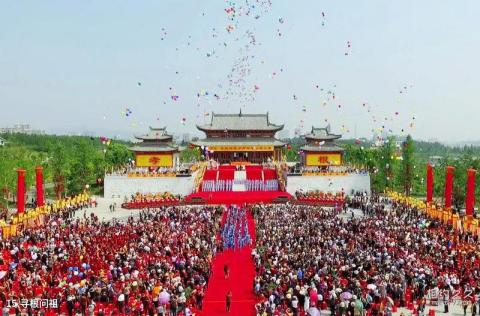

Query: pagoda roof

[197,110,284,132]
[191,137,286,147]
[300,144,345,152]
[129,144,178,152]
[134,126,173,141]
[304,126,342,141]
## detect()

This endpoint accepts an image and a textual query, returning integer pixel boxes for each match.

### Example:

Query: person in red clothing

[224,264,230,279]
[226,290,232,313]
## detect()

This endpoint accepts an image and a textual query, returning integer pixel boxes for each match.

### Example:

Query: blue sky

[0,1,479,142]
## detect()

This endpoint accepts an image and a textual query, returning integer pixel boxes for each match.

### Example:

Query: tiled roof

[197,111,284,131]
[134,126,173,141]
[129,145,178,152]
[300,145,345,152]
[191,137,286,147]
[304,126,341,141]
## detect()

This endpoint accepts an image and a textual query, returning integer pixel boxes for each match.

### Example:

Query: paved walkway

[200,209,257,316]
[74,196,136,222]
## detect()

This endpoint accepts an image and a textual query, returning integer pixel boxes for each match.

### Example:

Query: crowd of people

[293,166,369,176]
[221,206,252,250]
[4,188,480,315]
[0,205,223,316]
[252,198,480,316]
[200,180,233,192]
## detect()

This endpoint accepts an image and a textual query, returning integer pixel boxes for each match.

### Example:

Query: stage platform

[184,191,293,204]
[104,174,195,198]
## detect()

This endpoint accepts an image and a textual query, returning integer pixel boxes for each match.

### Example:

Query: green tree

[401,135,415,195]
[373,137,396,191]
[180,147,201,163]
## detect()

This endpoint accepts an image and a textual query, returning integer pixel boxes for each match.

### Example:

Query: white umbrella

[158,290,170,304]
[307,307,321,316]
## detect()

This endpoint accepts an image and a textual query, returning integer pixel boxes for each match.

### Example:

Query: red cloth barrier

[185,191,293,204]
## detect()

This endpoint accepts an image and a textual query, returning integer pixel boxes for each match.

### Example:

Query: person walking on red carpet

[226,290,232,313]
[224,264,230,279]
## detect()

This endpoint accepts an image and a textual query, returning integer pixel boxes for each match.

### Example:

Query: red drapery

[35,166,45,207]
[444,166,455,209]
[426,164,433,203]
[465,169,476,217]
[17,169,26,213]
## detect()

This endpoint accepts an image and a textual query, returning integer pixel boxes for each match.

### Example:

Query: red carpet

[199,209,256,316]
[184,191,292,204]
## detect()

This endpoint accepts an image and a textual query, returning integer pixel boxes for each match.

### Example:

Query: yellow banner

[136,154,173,167]
[208,145,274,152]
[305,153,342,166]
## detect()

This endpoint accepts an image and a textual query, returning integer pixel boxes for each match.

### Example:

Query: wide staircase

[233,171,247,191]
[185,164,292,204]
[199,165,279,192]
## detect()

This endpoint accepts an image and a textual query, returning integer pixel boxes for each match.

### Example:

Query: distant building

[129,126,179,168]
[0,124,45,135]
[300,126,345,167]
[191,110,286,163]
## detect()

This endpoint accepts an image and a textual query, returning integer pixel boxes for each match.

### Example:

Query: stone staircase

[232,171,247,191]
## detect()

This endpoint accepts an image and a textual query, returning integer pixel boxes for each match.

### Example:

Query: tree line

[2,133,480,210]
[0,133,133,205]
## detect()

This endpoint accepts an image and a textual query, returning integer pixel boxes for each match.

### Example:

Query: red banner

[465,169,476,217]
[17,169,26,213]
[426,164,433,203]
[36,166,45,207]
[444,166,455,209]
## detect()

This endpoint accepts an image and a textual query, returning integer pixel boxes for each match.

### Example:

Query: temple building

[129,127,179,168]
[301,126,344,167]
[191,111,286,164]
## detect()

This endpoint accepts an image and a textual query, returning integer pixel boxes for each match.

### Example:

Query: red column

[444,166,455,210]
[426,164,433,203]
[17,169,26,213]
[35,166,45,207]
[465,169,476,217]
